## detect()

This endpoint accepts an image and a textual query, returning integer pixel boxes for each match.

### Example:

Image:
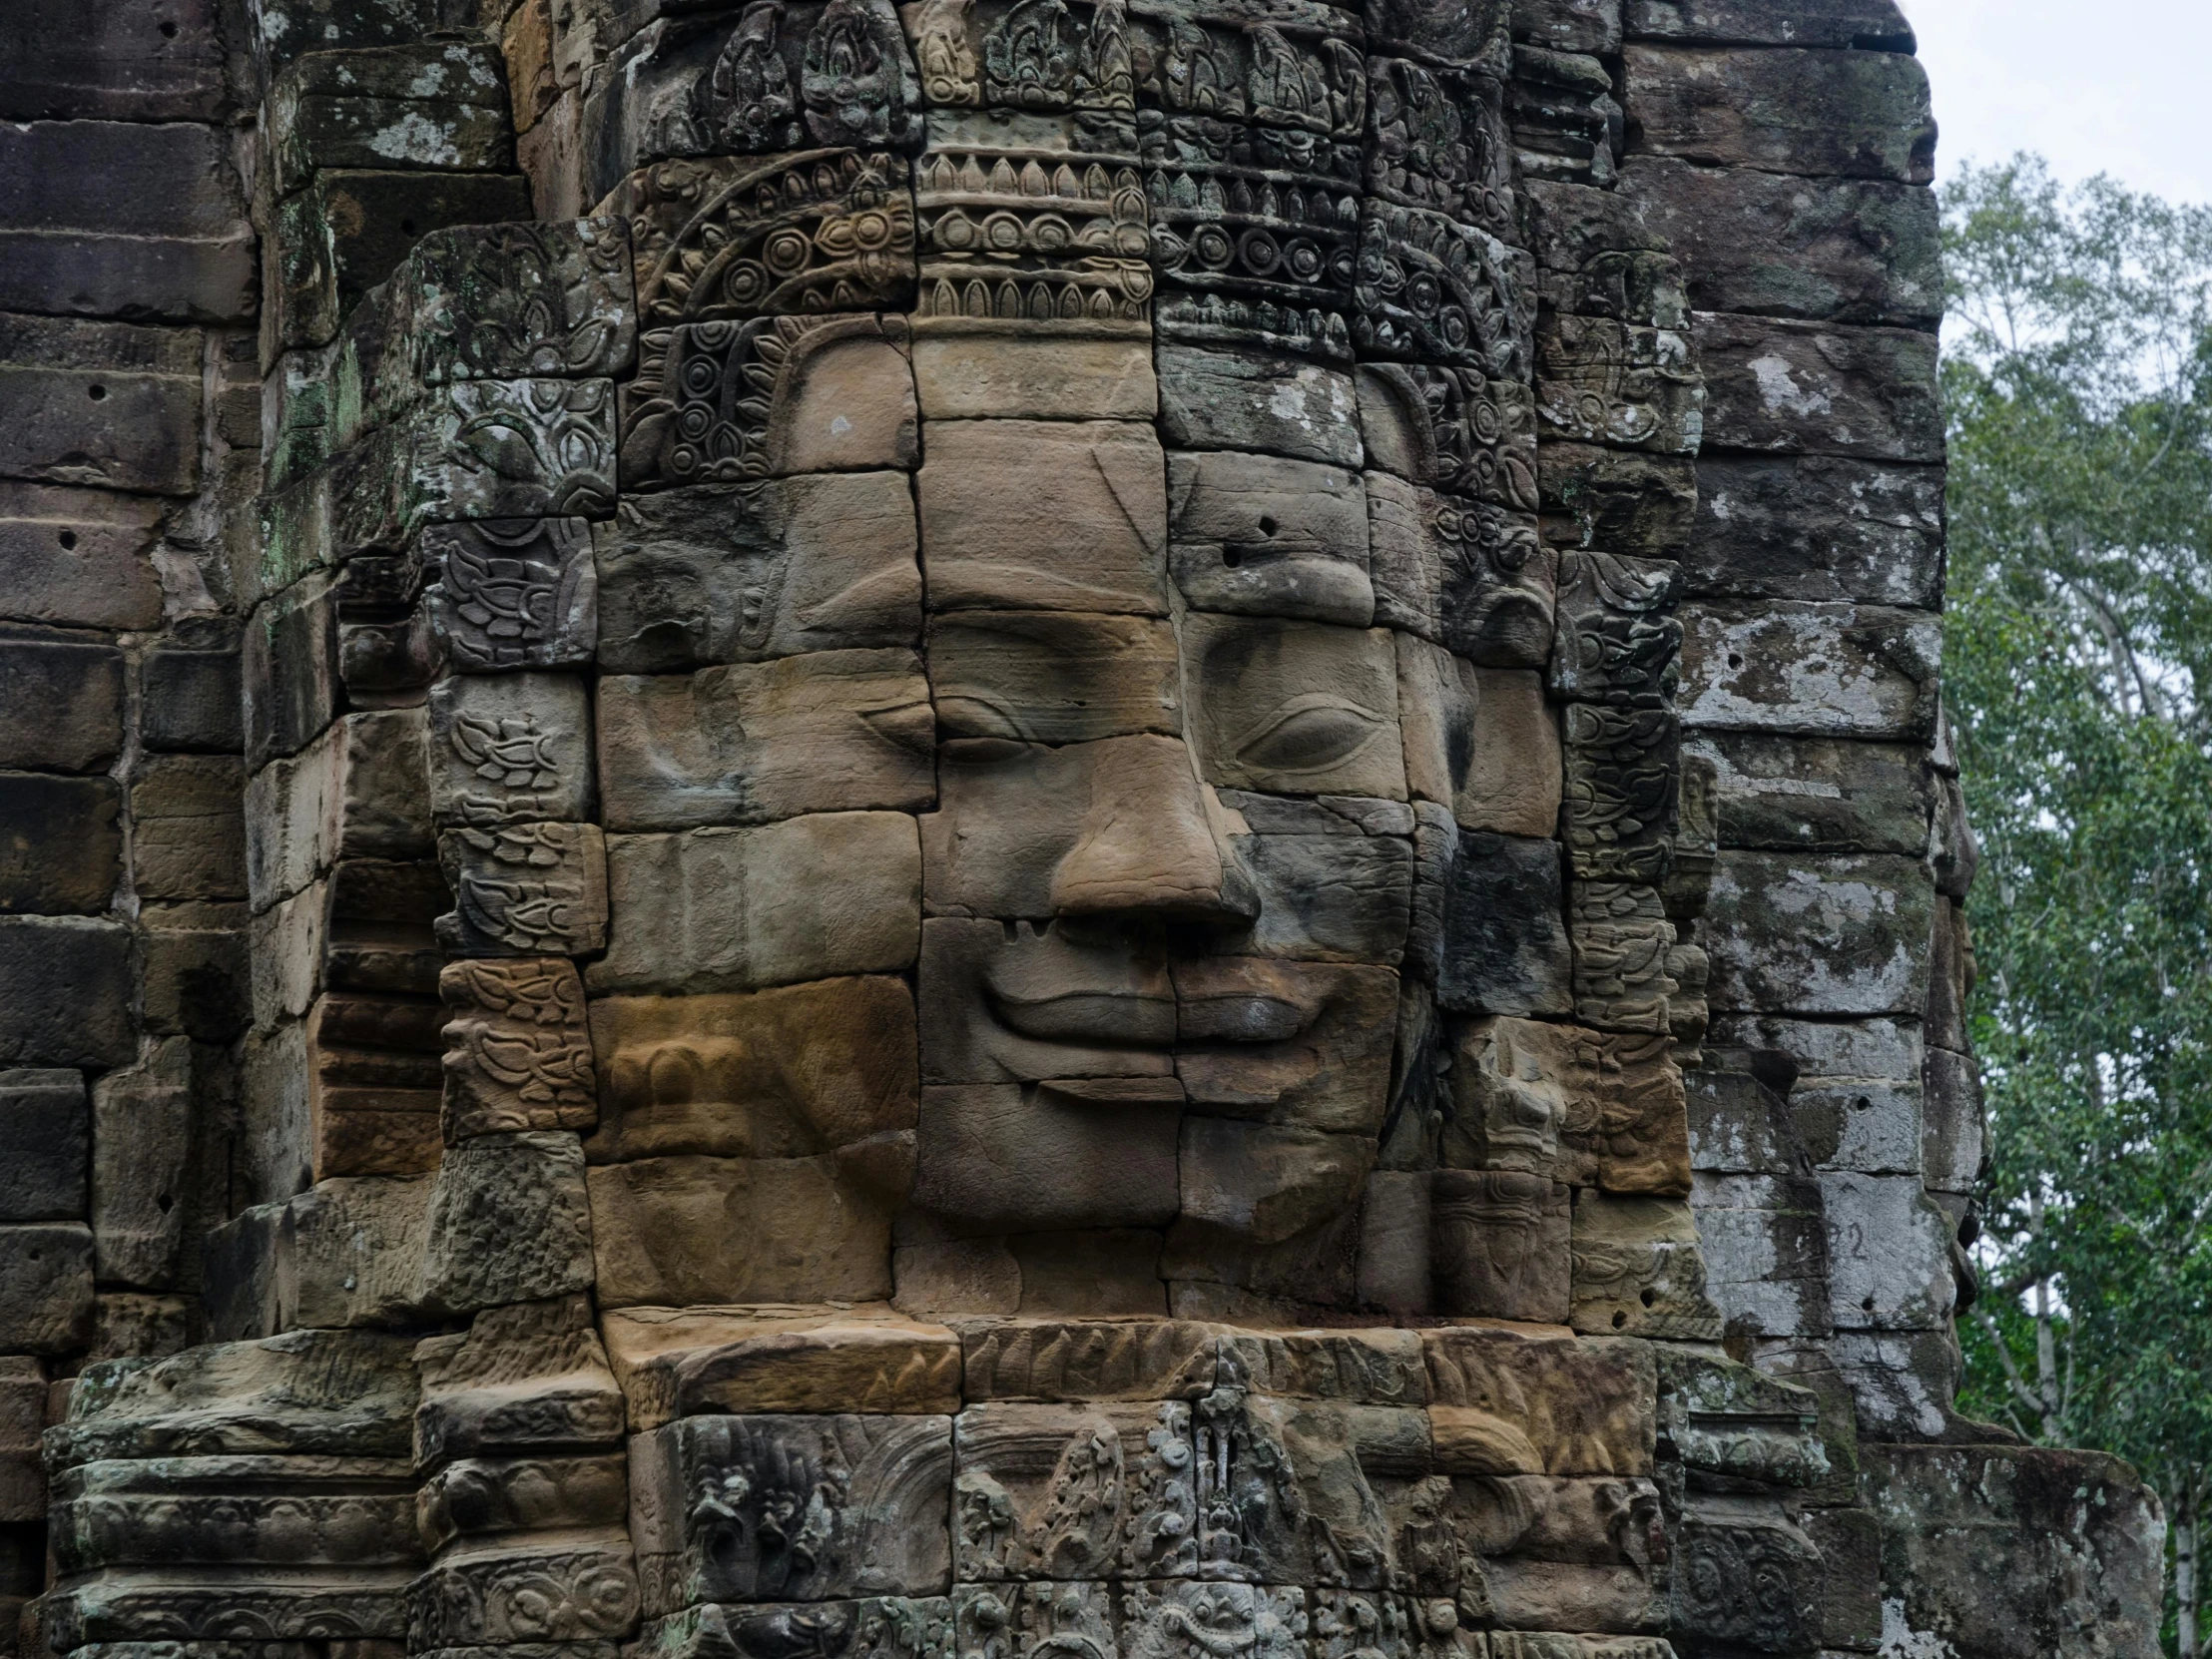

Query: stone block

[83,1291,201,1361]
[269,39,515,194]
[422,515,599,672]
[1537,442,1697,560]
[1184,615,1406,799]
[1680,599,1939,741]
[1623,0,1916,49]
[1429,1170,1571,1322]
[1692,312,1942,462]
[1622,44,1935,183]
[0,0,230,121]
[1549,550,1681,708]
[1449,1018,1688,1193]
[1570,1191,1721,1339]
[1159,344,1362,467]
[405,377,618,528]
[593,814,921,994]
[244,573,340,768]
[276,168,535,352]
[594,474,920,673]
[1172,1116,1375,1254]
[604,1305,960,1426]
[1167,452,1372,627]
[89,1041,196,1289]
[1437,831,1573,1017]
[437,822,608,957]
[387,216,636,389]
[928,610,1179,745]
[590,1142,909,1307]
[0,772,121,912]
[279,1172,430,1328]
[629,1413,952,1610]
[0,312,203,496]
[1423,1324,1654,1475]
[910,1081,1181,1236]
[921,736,1252,931]
[0,120,252,322]
[133,756,247,901]
[0,484,165,631]
[918,418,1167,614]
[913,322,1158,423]
[141,898,250,1042]
[1866,1444,2162,1659]
[1686,731,1933,854]
[1534,315,1700,454]
[952,1402,1199,1578]
[428,673,596,829]
[0,1069,88,1222]
[417,1131,596,1317]
[1217,797,1416,965]
[0,1223,95,1354]
[411,1292,625,1465]
[1702,849,1934,1016]
[598,651,934,830]
[588,975,914,1161]
[0,637,123,771]
[0,916,135,1068]
[1514,0,1623,52]
[1621,157,1939,327]
[1923,1045,1985,1198]
[1689,1173,1829,1341]
[1821,1171,1952,1332]
[620,312,919,489]
[248,709,432,909]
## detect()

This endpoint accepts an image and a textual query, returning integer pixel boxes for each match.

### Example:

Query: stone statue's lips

[981,942,1316,1049]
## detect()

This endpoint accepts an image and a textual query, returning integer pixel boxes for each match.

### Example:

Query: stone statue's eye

[1235,696,1383,774]
[935,697,1028,743]
[943,734,1030,765]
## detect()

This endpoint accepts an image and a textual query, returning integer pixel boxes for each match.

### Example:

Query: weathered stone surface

[1450,1018,1689,1194]
[1623,0,1916,47]
[594,474,921,672]
[1423,1324,1653,1475]
[621,313,918,488]
[593,814,921,993]
[589,976,915,1161]
[1701,850,1934,1016]
[0,120,252,321]
[0,484,165,630]
[438,822,608,957]
[928,611,1178,743]
[270,39,514,193]
[428,673,595,833]
[1569,1191,1722,1339]
[1159,345,1361,466]
[0,915,135,1068]
[0,0,231,121]
[918,419,1166,614]
[245,574,340,768]
[0,637,123,771]
[1168,452,1372,626]
[0,771,121,912]
[0,1222,96,1354]
[1430,1170,1571,1321]
[1693,1172,1831,1341]
[915,325,1157,423]
[911,1081,1181,1235]
[1437,831,1573,1017]
[1680,600,1940,740]
[1185,615,1405,800]
[1217,797,1415,965]
[605,1305,959,1427]
[630,1413,951,1610]
[598,652,934,830]
[0,313,203,496]
[1622,45,1935,183]
[1621,157,1939,327]
[423,517,599,671]
[1821,1170,1952,1332]
[1538,442,1697,561]
[0,1068,87,1223]
[1687,731,1933,853]
[248,710,432,909]
[419,1131,597,1317]
[414,1294,626,1464]
[1866,1444,2163,1659]
[589,1143,910,1306]
[133,756,247,901]
[1692,311,1942,462]
[90,1043,196,1289]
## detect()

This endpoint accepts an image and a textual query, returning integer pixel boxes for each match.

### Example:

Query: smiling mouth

[979,931,1320,1053]
[985,986,1179,1046]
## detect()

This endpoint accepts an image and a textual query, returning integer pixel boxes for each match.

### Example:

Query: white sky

[1903,0,2212,203]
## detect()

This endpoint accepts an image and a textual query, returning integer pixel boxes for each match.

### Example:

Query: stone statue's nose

[1048,734,1258,922]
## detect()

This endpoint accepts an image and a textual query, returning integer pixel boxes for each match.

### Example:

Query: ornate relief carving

[422,517,599,672]
[1353,203,1530,379]
[404,218,638,384]
[437,822,610,957]
[620,152,919,326]
[439,955,598,1139]
[686,0,924,151]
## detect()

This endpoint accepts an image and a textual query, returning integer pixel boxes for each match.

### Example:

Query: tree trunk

[2179,1480,2197,1659]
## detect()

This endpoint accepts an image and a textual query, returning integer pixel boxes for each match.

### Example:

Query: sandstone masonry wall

[0,1,2171,1657]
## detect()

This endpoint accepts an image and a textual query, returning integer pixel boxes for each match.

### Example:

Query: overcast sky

[1903,0,2212,203]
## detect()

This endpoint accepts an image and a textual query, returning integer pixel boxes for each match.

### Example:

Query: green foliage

[1944,157,2212,1492]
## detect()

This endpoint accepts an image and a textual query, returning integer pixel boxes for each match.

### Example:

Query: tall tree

[1944,157,2212,1651]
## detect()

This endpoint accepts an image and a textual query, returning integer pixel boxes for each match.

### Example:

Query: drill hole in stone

[1726,653,1744,670]
[1611,1311,1627,1329]
[88,383,107,401]
[58,530,77,550]
[1853,1094,1873,1111]
[1640,1288,1657,1308]
[400,219,418,236]
[1258,515,1278,537]
[157,1193,174,1213]
[1222,548,1242,567]
[159,19,179,36]
[1862,1295,1878,1313]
